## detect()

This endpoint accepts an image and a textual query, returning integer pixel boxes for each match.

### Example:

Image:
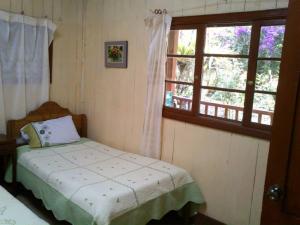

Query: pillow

[16,137,28,145]
[20,127,30,141]
[21,115,80,148]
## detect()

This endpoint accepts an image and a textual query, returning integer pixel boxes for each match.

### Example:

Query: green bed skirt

[5,141,205,225]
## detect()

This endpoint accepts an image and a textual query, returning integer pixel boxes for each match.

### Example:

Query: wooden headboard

[6,101,87,139]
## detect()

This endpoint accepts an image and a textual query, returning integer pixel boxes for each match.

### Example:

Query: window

[163,9,287,139]
[165,30,196,111]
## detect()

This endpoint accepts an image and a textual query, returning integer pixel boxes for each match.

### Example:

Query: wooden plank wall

[0,0,85,114]
[0,0,289,225]
[73,1,288,225]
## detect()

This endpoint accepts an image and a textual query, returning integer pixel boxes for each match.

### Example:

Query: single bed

[0,185,49,225]
[5,101,205,225]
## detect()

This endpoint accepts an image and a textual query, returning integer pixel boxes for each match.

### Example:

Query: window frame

[163,9,288,139]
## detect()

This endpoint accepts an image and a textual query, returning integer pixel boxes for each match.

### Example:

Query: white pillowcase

[21,115,80,147]
[20,128,30,141]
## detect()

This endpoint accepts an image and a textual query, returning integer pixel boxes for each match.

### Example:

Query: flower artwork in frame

[105,41,128,68]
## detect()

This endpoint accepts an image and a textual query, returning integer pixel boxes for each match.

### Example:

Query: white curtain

[140,13,172,159]
[0,10,56,134]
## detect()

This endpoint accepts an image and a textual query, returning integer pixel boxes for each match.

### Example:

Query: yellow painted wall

[0,0,288,225]
[67,1,286,224]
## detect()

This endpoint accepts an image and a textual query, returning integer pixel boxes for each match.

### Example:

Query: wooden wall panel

[0,1,10,10]
[164,119,267,224]
[0,0,84,115]
[0,0,288,225]
[23,0,34,15]
[10,0,22,13]
[32,0,43,17]
[50,0,84,114]
[68,1,287,224]
[250,140,270,225]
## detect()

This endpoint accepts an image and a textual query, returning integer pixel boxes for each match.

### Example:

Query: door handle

[267,184,283,201]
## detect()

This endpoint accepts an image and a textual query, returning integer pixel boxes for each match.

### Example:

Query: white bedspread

[0,186,49,225]
[18,140,194,225]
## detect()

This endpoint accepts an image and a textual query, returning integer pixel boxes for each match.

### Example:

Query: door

[261,0,300,224]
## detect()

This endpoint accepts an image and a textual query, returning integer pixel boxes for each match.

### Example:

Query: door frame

[261,0,300,224]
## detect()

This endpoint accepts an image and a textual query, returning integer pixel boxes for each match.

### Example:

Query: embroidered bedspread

[18,140,196,225]
[0,186,49,225]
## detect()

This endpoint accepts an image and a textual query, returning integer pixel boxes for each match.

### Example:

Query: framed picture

[105,41,128,68]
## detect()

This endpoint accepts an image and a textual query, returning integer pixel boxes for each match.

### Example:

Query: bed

[5,101,205,225]
[0,185,49,225]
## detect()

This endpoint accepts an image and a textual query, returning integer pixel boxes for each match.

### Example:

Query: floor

[4,183,224,225]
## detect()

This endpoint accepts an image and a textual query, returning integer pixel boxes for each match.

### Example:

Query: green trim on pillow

[22,116,80,148]
[22,124,42,148]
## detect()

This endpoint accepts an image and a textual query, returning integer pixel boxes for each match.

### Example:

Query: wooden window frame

[163,9,288,140]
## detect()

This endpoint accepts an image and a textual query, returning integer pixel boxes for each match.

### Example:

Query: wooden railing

[200,101,243,121]
[171,96,274,125]
[172,96,193,110]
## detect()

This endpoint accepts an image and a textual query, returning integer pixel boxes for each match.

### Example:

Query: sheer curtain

[140,13,172,159]
[0,10,56,134]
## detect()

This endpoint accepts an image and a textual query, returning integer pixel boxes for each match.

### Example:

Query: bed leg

[13,182,19,196]
[182,203,191,225]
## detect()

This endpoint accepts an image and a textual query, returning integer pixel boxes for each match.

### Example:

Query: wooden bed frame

[6,101,87,140]
[4,101,200,225]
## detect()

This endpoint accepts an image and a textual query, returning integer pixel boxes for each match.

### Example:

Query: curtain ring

[153,9,167,15]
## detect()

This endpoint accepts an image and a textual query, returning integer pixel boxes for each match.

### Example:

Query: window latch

[247,80,254,86]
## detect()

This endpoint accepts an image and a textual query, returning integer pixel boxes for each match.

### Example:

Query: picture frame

[105,41,128,68]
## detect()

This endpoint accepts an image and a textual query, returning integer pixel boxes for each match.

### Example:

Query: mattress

[6,138,204,225]
[0,185,49,225]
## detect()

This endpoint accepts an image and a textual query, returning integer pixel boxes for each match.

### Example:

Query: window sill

[162,108,271,140]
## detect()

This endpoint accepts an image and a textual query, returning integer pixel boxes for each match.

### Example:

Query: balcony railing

[171,96,274,125]
[172,96,193,110]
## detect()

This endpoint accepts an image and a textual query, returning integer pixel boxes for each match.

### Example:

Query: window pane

[252,93,275,125]
[166,57,195,82]
[168,30,197,55]
[202,57,248,90]
[165,83,193,111]
[258,25,285,58]
[204,26,252,55]
[255,60,280,92]
[200,89,245,121]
